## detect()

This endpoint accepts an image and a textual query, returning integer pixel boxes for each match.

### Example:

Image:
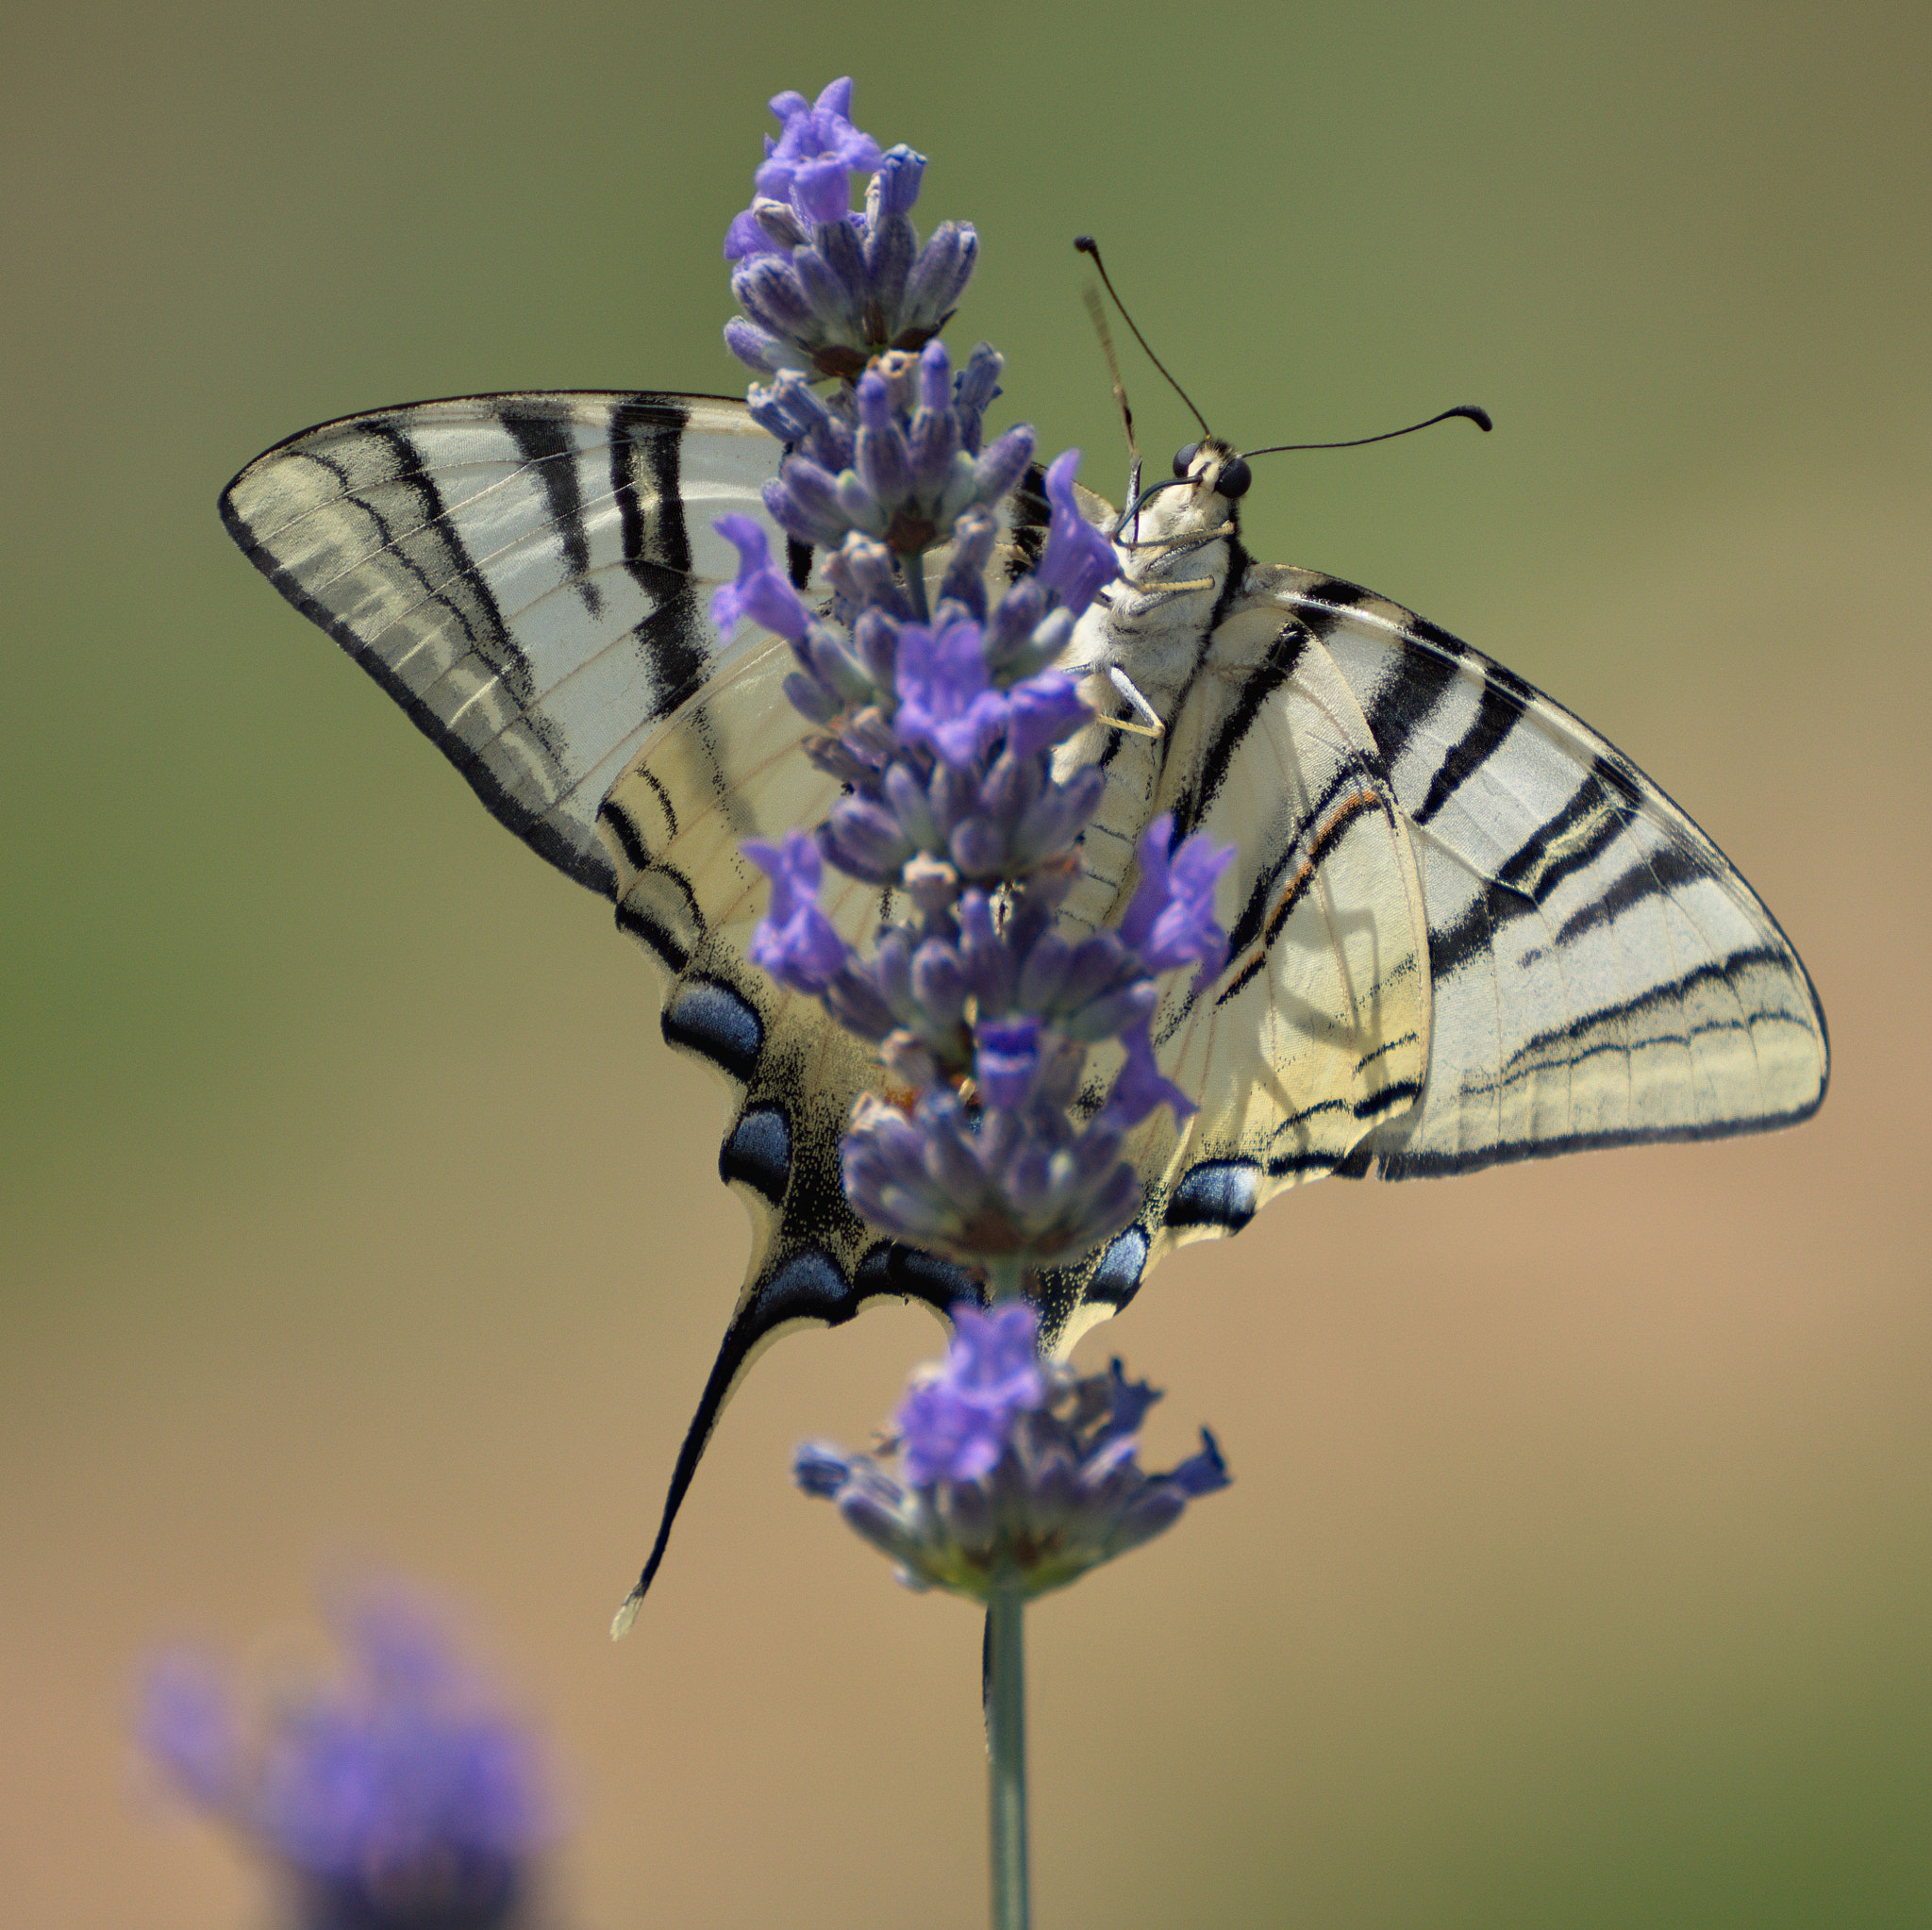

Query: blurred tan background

[5,1,1928,1924]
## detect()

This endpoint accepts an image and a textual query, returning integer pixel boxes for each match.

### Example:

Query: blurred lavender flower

[141,1589,552,1930]
[794,1301,1228,1599]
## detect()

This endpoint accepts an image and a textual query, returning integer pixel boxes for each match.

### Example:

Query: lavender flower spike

[794,1301,1229,1601]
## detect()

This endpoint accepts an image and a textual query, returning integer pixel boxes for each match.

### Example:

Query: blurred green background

[5,1,1928,1923]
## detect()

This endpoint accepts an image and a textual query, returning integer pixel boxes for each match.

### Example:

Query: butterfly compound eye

[1216,455,1252,499]
[1172,442,1200,478]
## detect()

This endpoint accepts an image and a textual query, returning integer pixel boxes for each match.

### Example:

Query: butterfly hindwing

[1242,565,1828,1173]
[220,391,789,893]
[1042,599,1432,1339]
[596,631,973,1616]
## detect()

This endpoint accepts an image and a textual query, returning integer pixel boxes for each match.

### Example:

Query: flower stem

[983,1256,1025,1305]
[987,1584,1029,1930]
[904,554,931,625]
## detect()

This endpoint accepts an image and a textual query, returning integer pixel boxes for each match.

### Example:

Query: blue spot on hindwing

[1089,1224,1151,1298]
[757,1252,850,1323]
[661,978,762,1083]
[720,1106,791,1204]
[1168,1160,1260,1232]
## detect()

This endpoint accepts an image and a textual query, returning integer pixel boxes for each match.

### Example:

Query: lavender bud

[869,143,926,219]
[791,243,860,341]
[816,216,869,316]
[999,606,1078,682]
[1058,981,1158,1043]
[985,577,1045,664]
[854,606,902,688]
[835,468,890,536]
[938,507,997,617]
[902,222,978,330]
[955,342,1004,421]
[1016,928,1074,1008]
[884,760,942,848]
[752,196,809,250]
[782,671,841,724]
[870,928,914,1012]
[978,750,1041,826]
[974,423,1038,506]
[929,761,978,836]
[825,793,911,873]
[725,318,791,373]
[856,371,911,503]
[949,815,1006,877]
[910,939,967,1023]
[734,256,815,337]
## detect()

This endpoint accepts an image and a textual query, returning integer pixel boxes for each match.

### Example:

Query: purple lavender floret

[793,1300,1229,1600]
[761,341,1032,557]
[1118,811,1237,982]
[709,514,811,642]
[897,1302,1048,1484]
[140,1589,550,1930]
[893,613,1010,767]
[743,830,851,996]
[724,79,882,259]
[1035,449,1118,616]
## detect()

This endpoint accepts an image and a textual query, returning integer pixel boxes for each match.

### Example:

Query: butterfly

[221,391,1828,1615]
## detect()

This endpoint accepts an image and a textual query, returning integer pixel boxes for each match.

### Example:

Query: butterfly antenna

[1074,235,1210,438]
[1246,405,1493,458]
[1082,282,1141,471]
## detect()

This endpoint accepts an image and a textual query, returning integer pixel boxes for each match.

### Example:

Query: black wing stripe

[1378,1100,1824,1179]
[504,412,602,616]
[1218,780,1394,1004]
[1411,674,1521,825]
[1553,840,1708,945]
[1171,622,1308,841]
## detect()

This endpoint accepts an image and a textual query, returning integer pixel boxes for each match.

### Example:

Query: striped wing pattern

[1254,565,1829,1178]
[222,393,1827,1612]
[220,391,790,894]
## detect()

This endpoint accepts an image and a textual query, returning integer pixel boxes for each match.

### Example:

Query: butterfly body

[221,392,1827,1606]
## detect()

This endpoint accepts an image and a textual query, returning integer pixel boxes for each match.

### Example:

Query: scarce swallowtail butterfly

[221,391,1828,1604]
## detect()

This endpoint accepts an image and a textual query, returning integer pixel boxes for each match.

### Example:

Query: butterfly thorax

[1051,439,1249,928]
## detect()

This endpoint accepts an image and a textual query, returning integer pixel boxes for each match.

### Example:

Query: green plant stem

[983,1256,1025,1304]
[987,1584,1029,1930]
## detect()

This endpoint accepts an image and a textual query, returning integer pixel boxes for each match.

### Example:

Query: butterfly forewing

[1245,566,1828,1173]
[220,392,787,893]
